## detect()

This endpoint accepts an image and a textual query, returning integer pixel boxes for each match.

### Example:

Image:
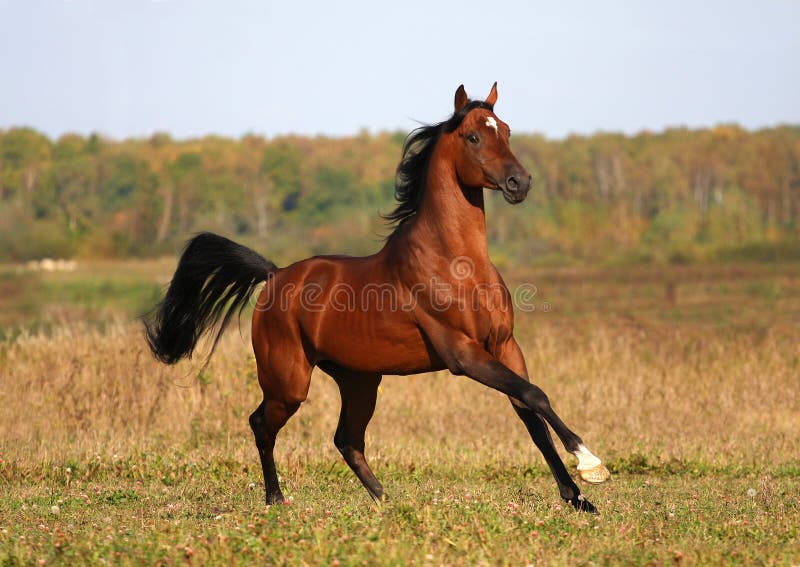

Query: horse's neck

[412,144,490,263]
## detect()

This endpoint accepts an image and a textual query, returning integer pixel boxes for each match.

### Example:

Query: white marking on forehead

[485,116,499,135]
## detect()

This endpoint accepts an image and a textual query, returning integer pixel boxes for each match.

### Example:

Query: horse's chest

[436,278,514,342]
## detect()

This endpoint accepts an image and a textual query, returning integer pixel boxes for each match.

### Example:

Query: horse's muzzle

[501,173,532,204]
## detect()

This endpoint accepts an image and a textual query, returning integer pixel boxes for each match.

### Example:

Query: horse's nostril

[507,177,519,191]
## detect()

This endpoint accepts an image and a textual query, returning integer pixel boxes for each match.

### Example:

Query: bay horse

[144,83,610,513]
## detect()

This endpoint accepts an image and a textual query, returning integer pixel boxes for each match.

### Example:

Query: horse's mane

[383,99,494,230]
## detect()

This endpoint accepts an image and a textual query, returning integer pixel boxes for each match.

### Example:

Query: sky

[0,0,798,141]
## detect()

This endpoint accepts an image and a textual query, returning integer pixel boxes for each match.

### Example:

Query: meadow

[1,259,799,565]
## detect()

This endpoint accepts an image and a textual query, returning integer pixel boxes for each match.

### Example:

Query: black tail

[143,232,277,365]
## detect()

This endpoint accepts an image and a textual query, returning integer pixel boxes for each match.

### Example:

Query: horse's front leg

[498,338,607,512]
[450,339,611,485]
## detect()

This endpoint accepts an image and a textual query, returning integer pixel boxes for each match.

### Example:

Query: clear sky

[1,0,798,140]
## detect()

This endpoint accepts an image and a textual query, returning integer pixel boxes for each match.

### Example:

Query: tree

[261,140,302,213]
[0,127,51,203]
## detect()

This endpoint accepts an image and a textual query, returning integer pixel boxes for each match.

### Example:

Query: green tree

[167,152,204,235]
[261,141,302,212]
[0,128,52,203]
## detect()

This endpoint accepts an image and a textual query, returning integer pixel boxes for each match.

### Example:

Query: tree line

[1,124,798,265]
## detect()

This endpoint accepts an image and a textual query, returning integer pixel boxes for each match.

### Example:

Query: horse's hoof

[370,493,389,507]
[578,464,611,484]
[265,492,286,506]
[567,495,598,514]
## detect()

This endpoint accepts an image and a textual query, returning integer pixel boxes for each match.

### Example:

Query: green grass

[2,453,798,565]
[0,260,169,336]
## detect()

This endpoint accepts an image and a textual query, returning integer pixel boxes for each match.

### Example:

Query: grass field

[1,260,799,565]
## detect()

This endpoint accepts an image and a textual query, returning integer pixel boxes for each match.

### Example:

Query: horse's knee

[335,442,366,465]
[249,397,302,439]
[334,437,349,455]
[521,385,550,414]
[333,428,346,451]
[249,405,265,431]
[334,415,366,456]
[334,430,364,455]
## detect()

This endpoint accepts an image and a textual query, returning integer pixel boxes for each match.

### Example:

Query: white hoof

[578,464,611,484]
[574,444,610,484]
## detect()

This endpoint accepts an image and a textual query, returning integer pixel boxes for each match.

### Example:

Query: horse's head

[447,83,531,204]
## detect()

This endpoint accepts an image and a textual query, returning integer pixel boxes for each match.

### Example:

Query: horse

[144,83,610,513]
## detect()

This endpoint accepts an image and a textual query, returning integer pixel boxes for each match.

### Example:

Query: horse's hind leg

[249,357,311,505]
[322,363,385,504]
[249,396,300,505]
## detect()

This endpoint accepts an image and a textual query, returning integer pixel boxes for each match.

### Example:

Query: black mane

[383,99,494,229]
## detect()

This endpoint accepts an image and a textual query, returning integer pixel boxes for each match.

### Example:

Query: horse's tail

[143,232,278,365]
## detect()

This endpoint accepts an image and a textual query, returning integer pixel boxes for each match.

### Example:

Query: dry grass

[2,317,798,477]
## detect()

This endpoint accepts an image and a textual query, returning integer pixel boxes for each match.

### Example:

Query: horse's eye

[467,133,479,145]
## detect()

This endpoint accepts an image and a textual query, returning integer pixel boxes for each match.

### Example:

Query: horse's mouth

[483,180,528,204]
[502,187,528,204]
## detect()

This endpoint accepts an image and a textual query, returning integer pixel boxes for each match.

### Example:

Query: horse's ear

[454,85,468,113]
[485,82,498,108]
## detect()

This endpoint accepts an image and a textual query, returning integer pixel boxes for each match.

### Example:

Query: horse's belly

[312,315,443,375]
